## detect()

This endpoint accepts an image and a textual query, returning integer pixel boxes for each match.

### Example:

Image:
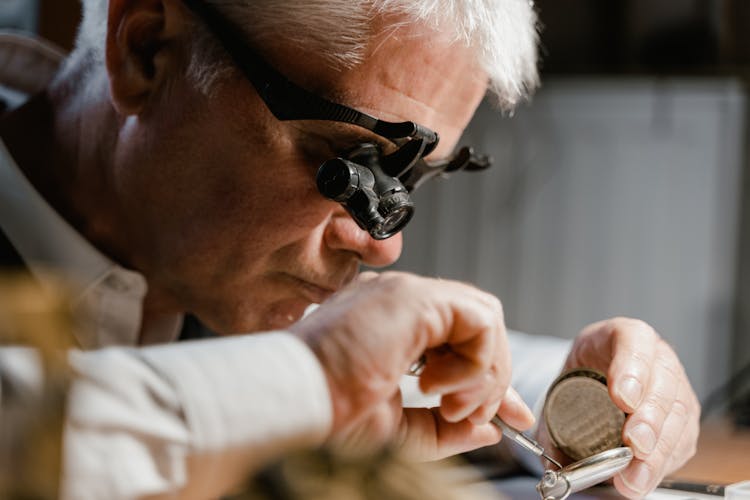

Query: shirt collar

[0,32,182,348]
[0,139,152,348]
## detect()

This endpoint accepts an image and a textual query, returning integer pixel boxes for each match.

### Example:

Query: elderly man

[0,0,699,498]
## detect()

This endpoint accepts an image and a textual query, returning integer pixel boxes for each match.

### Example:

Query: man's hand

[556,317,701,498]
[290,271,534,460]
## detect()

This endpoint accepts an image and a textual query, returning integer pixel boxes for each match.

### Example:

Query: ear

[106,0,188,116]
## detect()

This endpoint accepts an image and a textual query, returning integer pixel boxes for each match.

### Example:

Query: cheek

[198,152,333,248]
[169,83,335,252]
[241,156,330,225]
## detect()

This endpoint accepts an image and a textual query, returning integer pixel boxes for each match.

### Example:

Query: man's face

[113,15,488,334]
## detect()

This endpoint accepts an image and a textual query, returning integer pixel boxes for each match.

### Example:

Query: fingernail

[621,461,653,495]
[626,423,656,455]
[616,376,643,409]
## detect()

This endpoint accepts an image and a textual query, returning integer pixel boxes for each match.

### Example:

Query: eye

[296,138,335,164]
[297,133,364,166]
[291,129,343,168]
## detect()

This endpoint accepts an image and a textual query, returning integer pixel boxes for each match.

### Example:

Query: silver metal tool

[407,355,426,376]
[536,447,633,500]
[491,416,563,469]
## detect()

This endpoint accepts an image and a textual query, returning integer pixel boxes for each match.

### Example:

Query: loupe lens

[318,147,417,240]
[370,192,414,239]
[317,158,362,201]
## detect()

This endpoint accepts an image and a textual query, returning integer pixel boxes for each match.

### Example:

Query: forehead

[261,15,489,158]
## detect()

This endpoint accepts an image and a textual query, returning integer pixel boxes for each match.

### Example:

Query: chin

[261,297,313,331]
[207,297,313,335]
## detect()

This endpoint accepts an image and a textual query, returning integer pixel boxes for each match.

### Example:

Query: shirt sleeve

[57,332,332,499]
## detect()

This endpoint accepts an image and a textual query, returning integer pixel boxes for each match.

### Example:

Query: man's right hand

[290,271,534,460]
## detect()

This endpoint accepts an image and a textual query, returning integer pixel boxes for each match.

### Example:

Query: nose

[324,210,403,267]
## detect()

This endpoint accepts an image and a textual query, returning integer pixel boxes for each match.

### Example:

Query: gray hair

[67,0,539,109]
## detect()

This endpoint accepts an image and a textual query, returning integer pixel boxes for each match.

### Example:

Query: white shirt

[0,32,333,499]
[0,136,335,498]
[0,31,571,498]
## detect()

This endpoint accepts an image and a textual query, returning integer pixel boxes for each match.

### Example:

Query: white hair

[66,0,539,109]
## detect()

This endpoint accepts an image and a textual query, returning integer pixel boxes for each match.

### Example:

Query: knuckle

[640,397,672,426]
[633,318,657,339]
[693,396,702,421]
[488,295,504,318]
[692,384,701,403]
[621,460,659,495]
[688,417,700,445]
[628,348,653,370]
[686,439,697,460]
[375,270,410,293]
[670,437,697,473]
[654,354,683,385]
[492,369,509,396]
[655,339,679,364]
[474,400,499,423]
[670,399,690,423]
[471,290,504,321]
[611,317,657,340]
[392,270,416,286]
[377,270,399,281]
[654,436,673,462]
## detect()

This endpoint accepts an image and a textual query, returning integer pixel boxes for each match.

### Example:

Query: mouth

[287,275,339,304]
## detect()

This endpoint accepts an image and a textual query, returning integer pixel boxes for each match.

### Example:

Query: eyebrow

[299,121,397,153]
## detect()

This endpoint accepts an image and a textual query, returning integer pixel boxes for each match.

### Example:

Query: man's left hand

[551,317,701,498]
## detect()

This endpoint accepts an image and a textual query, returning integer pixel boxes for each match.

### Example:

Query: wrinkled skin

[292,271,535,460]
[537,318,700,498]
[0,0,700,493]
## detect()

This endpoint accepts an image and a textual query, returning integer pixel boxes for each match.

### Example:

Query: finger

[397,407,502,461]
[331,392,403,455]
[605,318,659,412]
[446,380,533,430]
[621,340,679,459]
[467,392,502,425]
[295,272,508,434]
[617,366,697,497]
[663,386,700,474]
[444,324,512,424]
[564,319,610,370]
[495,386,535,430]
[419,289,503,394]
[441,370,499,423]
[614,458,655,499]
[420,347,491,395]
[616,402,685,497]
[663,420,699,477]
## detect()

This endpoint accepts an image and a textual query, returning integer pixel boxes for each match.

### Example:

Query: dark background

[32,0,750,76]
[536,0,750,76]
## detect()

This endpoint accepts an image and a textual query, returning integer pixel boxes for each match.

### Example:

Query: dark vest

[0,226,25,270]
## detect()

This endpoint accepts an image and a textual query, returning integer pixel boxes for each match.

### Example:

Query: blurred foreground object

[235,446,503,500]
[0,0,39,32]
[0,273,76,498]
